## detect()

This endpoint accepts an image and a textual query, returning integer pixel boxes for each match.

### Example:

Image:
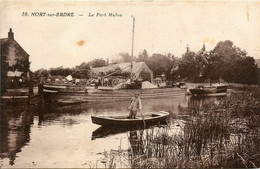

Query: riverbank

[125,89,260,168]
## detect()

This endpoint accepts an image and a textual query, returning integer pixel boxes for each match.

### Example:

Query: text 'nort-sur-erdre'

[22,12,74,17]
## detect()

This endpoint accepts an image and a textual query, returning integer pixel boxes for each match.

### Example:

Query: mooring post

[28,71,34,105]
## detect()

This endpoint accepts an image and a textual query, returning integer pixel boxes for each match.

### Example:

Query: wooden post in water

[28,71,34,105]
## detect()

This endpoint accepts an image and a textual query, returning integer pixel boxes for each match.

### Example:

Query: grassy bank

[128,90,260,168]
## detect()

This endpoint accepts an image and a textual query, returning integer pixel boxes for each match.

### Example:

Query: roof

[0,38,30,57]
[91,62,152,74]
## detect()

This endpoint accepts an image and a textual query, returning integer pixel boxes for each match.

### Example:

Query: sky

[1,1,260,71]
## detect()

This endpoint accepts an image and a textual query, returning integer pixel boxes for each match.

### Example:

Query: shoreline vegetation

[30,40,258,87]
[101,89,259,168]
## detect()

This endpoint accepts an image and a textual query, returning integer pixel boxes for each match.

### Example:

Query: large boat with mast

[43,17,186,104]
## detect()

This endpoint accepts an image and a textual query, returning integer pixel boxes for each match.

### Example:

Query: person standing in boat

[128,93,142,119]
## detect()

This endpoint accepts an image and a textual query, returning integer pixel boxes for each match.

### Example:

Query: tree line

[177,40,258,84]
[34,40,259,84]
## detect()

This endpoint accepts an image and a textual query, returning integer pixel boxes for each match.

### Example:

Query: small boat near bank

[57,99,86,105]
[91,111,169,127]
[189,84,228,96]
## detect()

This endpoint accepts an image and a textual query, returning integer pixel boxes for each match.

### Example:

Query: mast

[130,16,135,82]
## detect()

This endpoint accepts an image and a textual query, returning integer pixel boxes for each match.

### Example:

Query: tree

[208,40,246,80]
[112,52,133,63]
[50,66,73,76]
[137,49,148,62]
[145,54,173,79]
[234,56,258,84]
[73,63,91,79]
[195,45,209,80]
[89,58,108,68]
[178,51,197,80]
[207,40,258,84]
[166,53,179,81]
[34,68,50,82]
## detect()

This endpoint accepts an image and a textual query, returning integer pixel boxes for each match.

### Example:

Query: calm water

[0,94,224,168]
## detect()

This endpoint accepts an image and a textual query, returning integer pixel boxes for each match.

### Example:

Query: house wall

[1,29,30,89]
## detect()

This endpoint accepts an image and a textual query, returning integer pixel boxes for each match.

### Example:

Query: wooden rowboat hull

[91,111,169,127]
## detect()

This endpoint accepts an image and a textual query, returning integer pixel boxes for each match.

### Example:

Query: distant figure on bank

[128,93,142,119]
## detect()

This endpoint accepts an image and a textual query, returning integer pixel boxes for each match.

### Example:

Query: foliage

[73,63,91,79]
[112,53,133,64]
[33,68,50,83]
[225,90,260,117]
[50,66,73,76]
[89,58,108,68]
[32,40,258,84]
[178,50,208,82]
[72,69,90,79]
[208,40,257,84]
[234,56,258,84]
[13,58,30,73]
[178,40,258,84]
[178,51,197,80]
[34,62,91,80]
[129,90,260,168]
[137,49,148,62]
[145,53,173,79]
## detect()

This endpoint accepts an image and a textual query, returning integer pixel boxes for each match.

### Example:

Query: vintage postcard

[1,0,260,168]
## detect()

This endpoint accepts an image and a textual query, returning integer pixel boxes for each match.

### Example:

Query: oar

[140,110,146,127]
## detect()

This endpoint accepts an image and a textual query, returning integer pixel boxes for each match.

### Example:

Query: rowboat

[189,84,228,96]
[57,99,86,105]
[91,111,169,127]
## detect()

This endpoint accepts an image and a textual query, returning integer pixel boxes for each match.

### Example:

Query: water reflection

[178,95,225,113]
[0,95,223,167]
[0,105,35,165]
[92,123,167,140]
[189,95,223,107]
[129,131,139,157]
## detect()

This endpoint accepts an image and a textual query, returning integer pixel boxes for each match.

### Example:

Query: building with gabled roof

[1,28,30,89]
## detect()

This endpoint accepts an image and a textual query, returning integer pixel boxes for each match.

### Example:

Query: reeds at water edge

[128,90,260,168]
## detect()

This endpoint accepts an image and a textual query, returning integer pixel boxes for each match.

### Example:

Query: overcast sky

[1,1,260,71]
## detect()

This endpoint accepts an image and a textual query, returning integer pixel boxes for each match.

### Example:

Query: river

[0,94,225,168]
